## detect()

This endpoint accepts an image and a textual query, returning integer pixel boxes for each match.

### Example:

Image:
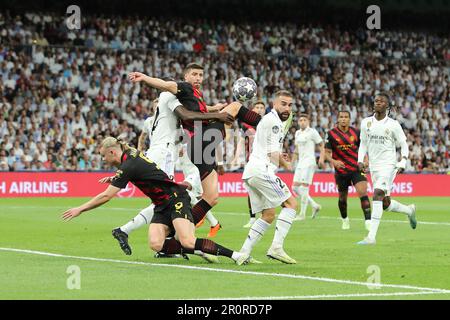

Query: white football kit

[293,127,322,185]
[242,109,292,214]
[144,91,182,180]
[358,115,408,195]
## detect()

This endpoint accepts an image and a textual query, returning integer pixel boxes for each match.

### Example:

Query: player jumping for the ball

[128,64,262,232]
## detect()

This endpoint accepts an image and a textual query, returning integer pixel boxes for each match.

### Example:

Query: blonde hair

[100,137,132,152]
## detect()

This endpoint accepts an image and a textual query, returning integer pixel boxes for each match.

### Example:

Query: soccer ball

[232,77,257,102]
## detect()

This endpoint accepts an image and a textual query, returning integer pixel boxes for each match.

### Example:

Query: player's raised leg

[383,196,416,229]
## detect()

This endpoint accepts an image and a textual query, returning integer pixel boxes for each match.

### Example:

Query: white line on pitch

[2,206,450,227]
[201,291,449,300]
[1,247,449,294]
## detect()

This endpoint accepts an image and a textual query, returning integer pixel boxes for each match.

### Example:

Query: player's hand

[62,208,82,221]
[217,165,225,175]
[217,112,235,124]
[128,72,147,83]
[98,176,114,184]
[332,159,346,170]
[358,162,367,173]
[318,157,325,169]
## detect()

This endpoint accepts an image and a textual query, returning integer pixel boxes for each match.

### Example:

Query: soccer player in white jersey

[239,90,298,264]
[357,92,417,245]
[111,91,183,255]
[292,114,325,221]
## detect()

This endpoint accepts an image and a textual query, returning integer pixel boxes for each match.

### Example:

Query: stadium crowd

[0,12,449,173]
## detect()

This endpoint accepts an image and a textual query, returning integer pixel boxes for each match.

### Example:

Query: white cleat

[294,213,306,221]
[266,247,297,264]
[234,252,251,266]
[311,204,321,219]
[248,256,263,264]
[357,237,376,245]
[200,253,220,264]
[342,217,350,230]
[243,218,256,228]
[365,220,371,231]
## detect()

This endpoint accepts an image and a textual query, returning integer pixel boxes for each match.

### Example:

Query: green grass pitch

[1,196,449,300]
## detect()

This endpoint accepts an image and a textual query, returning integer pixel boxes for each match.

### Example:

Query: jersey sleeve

[142,117,152,134]
[111,162,134,189]
[159,92,182,112]
[393,121,407,145]
[312,129,323,144]
[175,82,191,99]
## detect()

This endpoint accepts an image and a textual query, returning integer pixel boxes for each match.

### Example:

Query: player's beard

[278,111,290,121]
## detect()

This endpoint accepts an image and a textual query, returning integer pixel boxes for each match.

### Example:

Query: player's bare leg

[355,181,371,231]
[220,101,262,137]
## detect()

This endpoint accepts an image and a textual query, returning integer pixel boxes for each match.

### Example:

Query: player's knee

[373,189,385,201]
[284,197,297,209]
[261,212,275,224]
[202,193,219,207]
[178,236,195,250]
[149,238,164,252]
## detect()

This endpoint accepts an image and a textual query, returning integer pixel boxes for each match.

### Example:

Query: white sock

[240,218,270,254]
[368,201,383,241]
[120,205,154,235]
[206,211,219,226]
[271,208,296,249]
[386,199,412,216]
[299,186,309,216]
[308,195,319,208]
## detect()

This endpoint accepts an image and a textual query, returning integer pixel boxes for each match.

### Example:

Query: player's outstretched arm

[318,142,326,168]
[61,185,121,221]
[137,130,148,152]
[128,72,178,94]
[173,105,234,123]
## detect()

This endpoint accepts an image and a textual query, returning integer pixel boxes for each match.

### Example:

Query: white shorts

[371,168,397,196]
[146,145,176,180]
[293,165,316,185]
[244,173,292,214]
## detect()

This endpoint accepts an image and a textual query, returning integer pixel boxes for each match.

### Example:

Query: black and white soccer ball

[232,77,257,102]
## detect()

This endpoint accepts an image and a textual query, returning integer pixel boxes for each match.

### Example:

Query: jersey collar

[372,114,389,123]
[270,109,281,122]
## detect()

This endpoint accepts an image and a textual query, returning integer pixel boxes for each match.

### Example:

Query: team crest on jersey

[367,121,372,128]
[272,126,280,134]
[350,136,355,142]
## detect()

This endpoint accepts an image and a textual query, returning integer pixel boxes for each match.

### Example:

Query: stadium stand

[0,12,449,173]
